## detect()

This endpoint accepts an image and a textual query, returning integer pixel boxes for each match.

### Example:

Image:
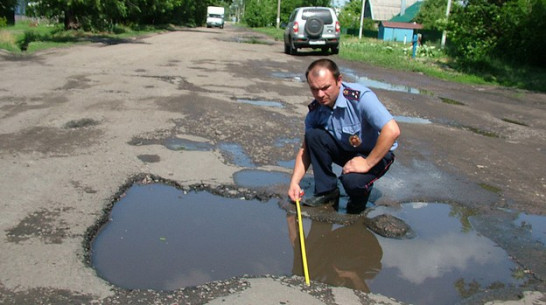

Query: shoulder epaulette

[308,100,319,111]
[343,88,361,101]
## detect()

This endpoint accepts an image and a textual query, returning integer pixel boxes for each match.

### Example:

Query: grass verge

[0,21,166,54]
[252,26,545,93]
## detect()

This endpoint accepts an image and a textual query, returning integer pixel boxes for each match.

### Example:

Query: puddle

[91,183,528,304]
[218,142,254,167]
[439,97,465,105]
[274,137,300,148]
[270,72,305,82]
[163,138,213,151]
[340,67,421,94]
[91,184,291,290]
[277,159,295,168]
[233,169,290,188]
[394,115,431,124]
[514,213,546,245]
[364,203,527,305]
[236,98,284,108]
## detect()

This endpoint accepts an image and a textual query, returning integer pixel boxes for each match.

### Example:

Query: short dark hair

[305,58,341,81]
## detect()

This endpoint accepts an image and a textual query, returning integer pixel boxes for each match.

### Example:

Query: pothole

[393,115,432,124]
[340,67,421,94]
[235,98,284,108]
[90,182,288,290]
[89,177,531,305]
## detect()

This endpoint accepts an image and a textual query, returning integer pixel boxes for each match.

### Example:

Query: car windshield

[301,9,333,24]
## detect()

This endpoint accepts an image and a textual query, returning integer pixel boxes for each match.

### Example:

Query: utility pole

[358,0,365,39]
[277,0,281,29]
[441,0,452,48]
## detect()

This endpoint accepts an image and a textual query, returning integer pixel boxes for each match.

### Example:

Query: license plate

[309,40,326,45]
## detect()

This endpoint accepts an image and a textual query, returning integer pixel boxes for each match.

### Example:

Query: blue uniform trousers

[305,128,394,202]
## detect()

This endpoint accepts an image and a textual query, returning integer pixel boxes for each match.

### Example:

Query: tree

[244,0,332,27]
[27,0,221,30]
[415,0,449,31]
[338,0,362,29]
[0,0,18,25]
[447,0,546,67]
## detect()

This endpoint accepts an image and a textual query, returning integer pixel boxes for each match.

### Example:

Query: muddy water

[92,184,529,304]
[91,184,292,290]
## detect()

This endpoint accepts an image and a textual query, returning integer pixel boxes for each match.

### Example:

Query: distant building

[389,1,423,22]
[364,0,421,21]
[15,0,27,20]
[378,21,423,43]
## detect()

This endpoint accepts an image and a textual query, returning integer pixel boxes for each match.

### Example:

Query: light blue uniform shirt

[305,82,398,154]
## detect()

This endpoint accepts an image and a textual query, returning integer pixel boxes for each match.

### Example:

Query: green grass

[0,21,164,54]
[253,26,546,92]
[3,22,544,92]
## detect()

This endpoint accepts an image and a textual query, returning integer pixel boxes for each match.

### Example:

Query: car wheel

[305,17,324,39]
[289,39,297,55]
[284,43,290,54]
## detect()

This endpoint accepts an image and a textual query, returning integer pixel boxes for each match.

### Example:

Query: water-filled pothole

[393,115,432,124]
[163,137,213,151]
[233,169,290,188]
[91,183,289,290]
[514,213,546,245]
[218,142,254,167]
[235,98,284,108]
[340,67,421,94]
[365,203,528,305]
[91,183,529,305]
[270,71,305,82]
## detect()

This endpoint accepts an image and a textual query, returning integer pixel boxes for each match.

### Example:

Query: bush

[0,17,7,28]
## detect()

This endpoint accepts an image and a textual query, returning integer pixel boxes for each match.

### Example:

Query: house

[389,0,423,22]
[364,0,421,21]
[378,21,423,43]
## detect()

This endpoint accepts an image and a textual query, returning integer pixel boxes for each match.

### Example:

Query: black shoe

[346,192,371,214]
[346,201,367,214]
[303,189,340,207]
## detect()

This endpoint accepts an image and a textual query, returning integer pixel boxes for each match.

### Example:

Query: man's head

[305,59,342,108]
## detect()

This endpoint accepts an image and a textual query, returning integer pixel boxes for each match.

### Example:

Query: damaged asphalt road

[0,24,545,304]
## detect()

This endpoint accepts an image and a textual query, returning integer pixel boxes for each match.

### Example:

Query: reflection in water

[368,203,525,305]
[340,67,421,94]
[218,142,255,167]
[236,98,284,108]
[91,184,292,290]
[286,215,382,292]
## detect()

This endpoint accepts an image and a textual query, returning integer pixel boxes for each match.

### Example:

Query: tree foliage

[337,0,374,30]
[26,0,225,30]
[243,0,332,27]
[415,0,448,31]
[447,0,546,67]
[337,0,361,29]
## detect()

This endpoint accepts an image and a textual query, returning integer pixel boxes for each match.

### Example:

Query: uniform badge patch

[343,88,360,101]
[349,134,362,147]
[308,100,319,111]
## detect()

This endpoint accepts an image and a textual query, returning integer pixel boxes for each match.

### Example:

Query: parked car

[283,7,341,55]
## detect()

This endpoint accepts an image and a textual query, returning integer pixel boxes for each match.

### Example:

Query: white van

[206,6,225,29]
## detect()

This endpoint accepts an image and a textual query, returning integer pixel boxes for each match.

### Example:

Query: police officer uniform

[304,82,397,209]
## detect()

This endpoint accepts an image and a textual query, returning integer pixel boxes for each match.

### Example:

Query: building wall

[379,26,415,43]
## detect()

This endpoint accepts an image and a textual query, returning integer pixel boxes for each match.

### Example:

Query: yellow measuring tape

[295,198,310,285]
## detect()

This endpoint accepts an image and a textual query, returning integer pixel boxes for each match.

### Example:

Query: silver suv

[284,7,340,55]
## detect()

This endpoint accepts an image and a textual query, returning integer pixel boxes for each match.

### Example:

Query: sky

[333,0,351,7]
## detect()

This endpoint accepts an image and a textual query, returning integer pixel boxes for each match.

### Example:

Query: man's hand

[288,183,304,202]
[342,156,371,174]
